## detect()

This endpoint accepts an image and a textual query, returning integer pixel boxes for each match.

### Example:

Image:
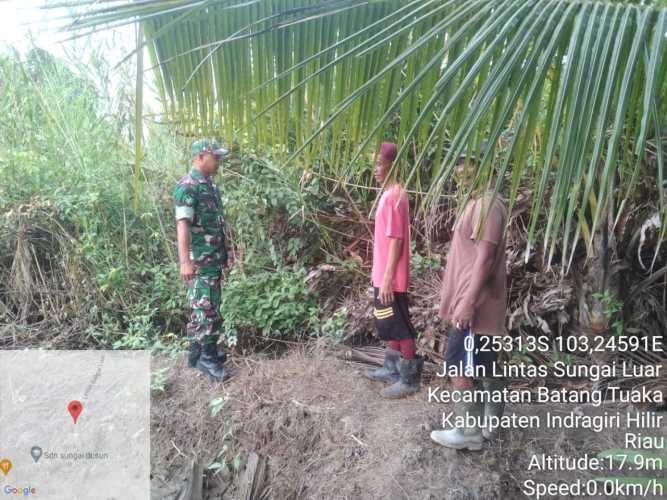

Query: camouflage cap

[191,139,230,158]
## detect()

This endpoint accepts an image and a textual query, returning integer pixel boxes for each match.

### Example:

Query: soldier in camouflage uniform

[174,139,231,381]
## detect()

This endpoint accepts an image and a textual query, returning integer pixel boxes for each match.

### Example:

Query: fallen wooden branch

[338,346,442,377]
[239,452,268,500]
[176,459,203,500]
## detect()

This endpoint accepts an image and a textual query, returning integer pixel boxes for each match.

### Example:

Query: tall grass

[0,48,187,350]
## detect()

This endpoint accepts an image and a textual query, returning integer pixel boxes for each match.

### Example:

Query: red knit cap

[379,142,397,163]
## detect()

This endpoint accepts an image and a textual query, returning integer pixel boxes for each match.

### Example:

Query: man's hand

[452,302,474,330]
[379,277,394,306]
[180,260,195,282]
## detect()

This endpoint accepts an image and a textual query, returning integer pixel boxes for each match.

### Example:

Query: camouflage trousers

[186,274,222,343]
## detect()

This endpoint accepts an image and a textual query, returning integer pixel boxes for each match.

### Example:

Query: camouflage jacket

[174,169,228,273]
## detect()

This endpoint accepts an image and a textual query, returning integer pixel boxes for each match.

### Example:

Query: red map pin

[68,400,83,424]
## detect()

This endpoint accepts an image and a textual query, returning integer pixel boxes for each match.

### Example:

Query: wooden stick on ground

[339,346,443,377]
[176,459,203,500]
[239,452,268,500]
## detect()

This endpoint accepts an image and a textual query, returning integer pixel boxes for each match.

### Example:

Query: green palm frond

[51,0,667,266]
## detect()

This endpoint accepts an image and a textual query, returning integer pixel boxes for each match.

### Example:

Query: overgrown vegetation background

[1,45,665,395]
[0,47,339,353]
[2,5,665,495]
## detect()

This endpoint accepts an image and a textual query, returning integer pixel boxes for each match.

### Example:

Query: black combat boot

[188,339,227,367]
[215,346,228,365]
[195,342,229,381]
[365,347,400,383]
[188,341,202,368]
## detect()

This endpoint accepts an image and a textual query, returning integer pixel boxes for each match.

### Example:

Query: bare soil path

[150,347,665,500]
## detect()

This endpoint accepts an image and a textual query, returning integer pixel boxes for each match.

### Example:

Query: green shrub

[410,241,441,274]
[219,151,327,268]
[320,306,349,343]
[214,150,331,346]
[220,254,319,345]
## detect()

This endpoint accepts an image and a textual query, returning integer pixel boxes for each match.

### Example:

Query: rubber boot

[187,340,202,368]
[380,356,423,399]
[365,348,400,383]
[195,342,229,381]
[430,386,484,451]
[481,377,506,440]
[215,347,228,365]
[188,340,227,367]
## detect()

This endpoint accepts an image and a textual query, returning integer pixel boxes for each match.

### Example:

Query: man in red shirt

[365,142,423,399]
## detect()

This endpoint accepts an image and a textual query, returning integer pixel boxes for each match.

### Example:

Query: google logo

[3,485,37,497]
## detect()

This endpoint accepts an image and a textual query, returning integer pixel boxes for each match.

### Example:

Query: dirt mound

[151,346,665,500]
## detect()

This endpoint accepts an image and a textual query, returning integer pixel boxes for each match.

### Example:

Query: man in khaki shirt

[431,142,508,451]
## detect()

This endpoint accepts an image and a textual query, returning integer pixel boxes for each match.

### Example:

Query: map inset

[0,350,150,499]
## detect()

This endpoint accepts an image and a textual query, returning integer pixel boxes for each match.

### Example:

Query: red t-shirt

[372,185,410,292]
